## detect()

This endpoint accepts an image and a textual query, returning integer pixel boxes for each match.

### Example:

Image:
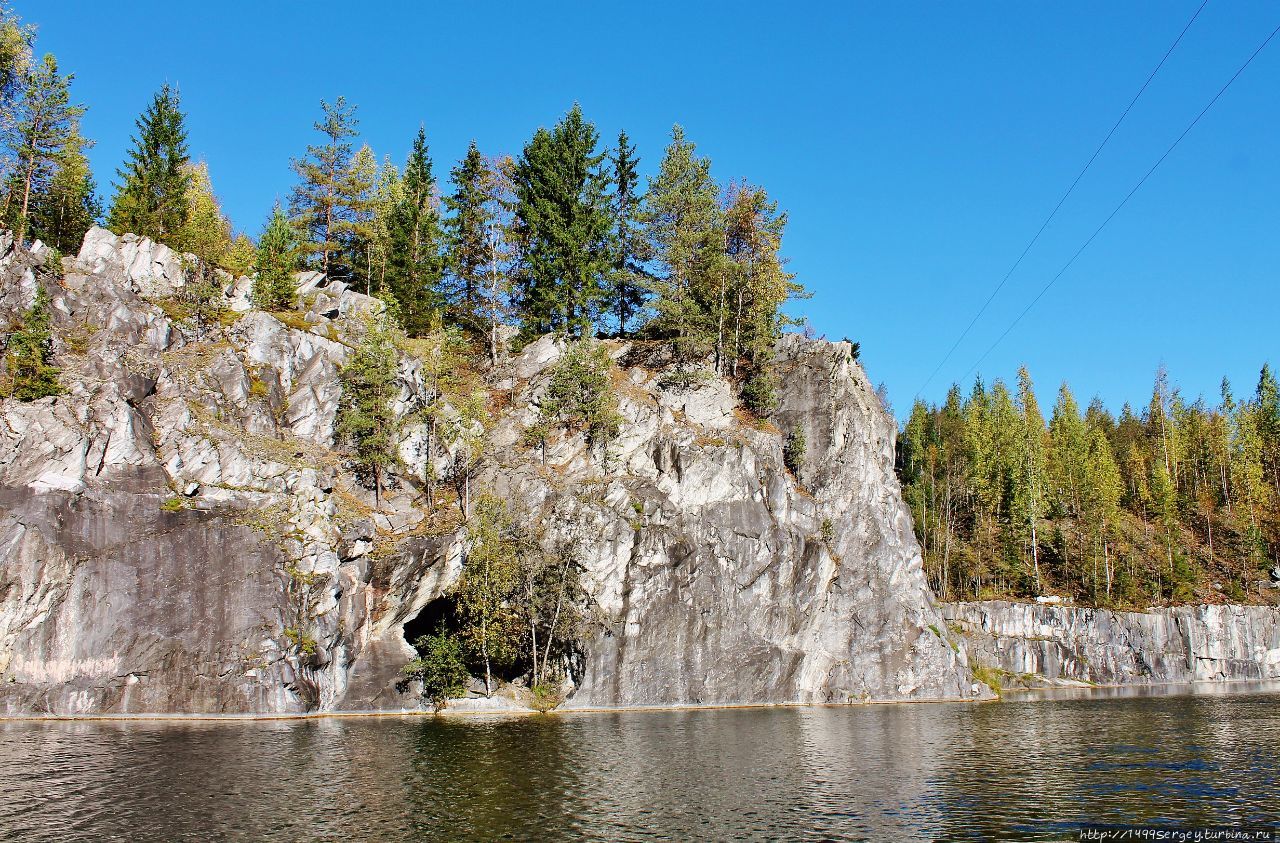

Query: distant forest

[898,366,1280,606]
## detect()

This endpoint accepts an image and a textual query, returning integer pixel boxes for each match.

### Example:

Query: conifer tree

[172,162,232,268]
[511,104,612,337]
[289,97,360,278]
[1013,367,1047,592]
[336,323,401,508]
[723,181,806,375]
[643,125,725,365]
[24,124,100,253]
[444,140,489,320]
[5,54,84,245]
[608,130,648,334]
[107,84,190,241]
[344,143,379,291]
[3,283,60,400]
[252,204,298,311]
[385,126,443,334]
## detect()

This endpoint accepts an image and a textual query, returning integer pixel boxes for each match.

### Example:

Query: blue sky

[28,1,1279,420]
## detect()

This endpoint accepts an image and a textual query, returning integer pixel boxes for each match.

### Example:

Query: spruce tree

[252,204,298,311]
[107,84,191,241]
[511,104,612,338]
[289,96,360,278]
[609,130,648,334]
[385,126,444,334]
[444,141,489,323]
[6,54,84,245]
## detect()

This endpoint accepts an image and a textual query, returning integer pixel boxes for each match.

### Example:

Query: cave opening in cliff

[402,595,531,684]
[402,596,460,649]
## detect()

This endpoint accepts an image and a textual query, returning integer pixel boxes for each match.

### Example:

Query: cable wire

[957,20,1280,385]
[913,0,1211,399]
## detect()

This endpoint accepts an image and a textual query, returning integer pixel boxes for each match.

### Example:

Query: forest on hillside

[899,367,1280,607]
[0,4,805,408]
[2,4,1276,613]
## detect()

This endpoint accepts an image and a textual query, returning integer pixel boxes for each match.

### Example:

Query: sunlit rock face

[0,228,987,715]
[943,601,1280,688]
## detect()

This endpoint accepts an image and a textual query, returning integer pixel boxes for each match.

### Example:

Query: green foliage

[171,162,235,269]
[402,630,470,712]
[456,494,523,694]
[175,260,227,339]
[608,129,649,333]
[160,496,185,513]
[539,341,622,448]
[900,363,1280,606]
[384,126,444,334]
[740,371,779,418]
[283,626,318,657]
[336,324,401,506]
[783,429,806,475]
[3,284,61,400]
[4,52,87,246]
[511,104,613,338]
[252,204,298,310]
[289,97,365,279]
[107,84,190,241]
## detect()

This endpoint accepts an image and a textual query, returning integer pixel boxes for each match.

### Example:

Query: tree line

[899,365,1280,606]
[0,5,805,405]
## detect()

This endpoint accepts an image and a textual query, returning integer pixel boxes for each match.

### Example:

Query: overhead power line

[913,0,1211,400]
[958,19,1280,386]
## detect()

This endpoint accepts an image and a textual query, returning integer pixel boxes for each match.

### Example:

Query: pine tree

[608,130,648,334]
[24,124,100,253]
[5,54,84,245]
[252,204,298,311]
[643,124,725,365]
[107,84,190,241]
[511,104,612,337]
[1256,363,1280,498]
[289,96,360,278]
[385,126,444,334]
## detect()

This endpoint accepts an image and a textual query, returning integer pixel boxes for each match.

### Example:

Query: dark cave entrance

[402,595,460,651]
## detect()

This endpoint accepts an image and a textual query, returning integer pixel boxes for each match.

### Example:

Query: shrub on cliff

[252,204,299,311]
[3,285,62,401]
[537,341,622,448]
[783,429,806,475]
[336,324,401,507]
[402,630,470,712]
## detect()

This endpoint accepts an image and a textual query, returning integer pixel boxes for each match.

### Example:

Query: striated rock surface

[0,227,987,715]
[944,601,1280,688]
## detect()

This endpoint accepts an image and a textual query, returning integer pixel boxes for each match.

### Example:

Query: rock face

[0,228,987,714]
[944,601,1280,687]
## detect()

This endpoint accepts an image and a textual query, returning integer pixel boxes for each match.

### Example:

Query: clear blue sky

[27,1,1279,421]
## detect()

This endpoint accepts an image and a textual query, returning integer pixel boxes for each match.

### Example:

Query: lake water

[2,684,1278,841]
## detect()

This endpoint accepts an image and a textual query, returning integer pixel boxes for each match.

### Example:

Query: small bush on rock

[402,630,470,712]
[740,371,778,417]
[783,429,806,475]
[4,285,62,401]
[539,342,622,448]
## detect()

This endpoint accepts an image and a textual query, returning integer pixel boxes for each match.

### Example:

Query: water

[2,684,1278,841]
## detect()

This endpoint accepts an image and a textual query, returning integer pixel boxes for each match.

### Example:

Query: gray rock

[943,601,1280,686]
